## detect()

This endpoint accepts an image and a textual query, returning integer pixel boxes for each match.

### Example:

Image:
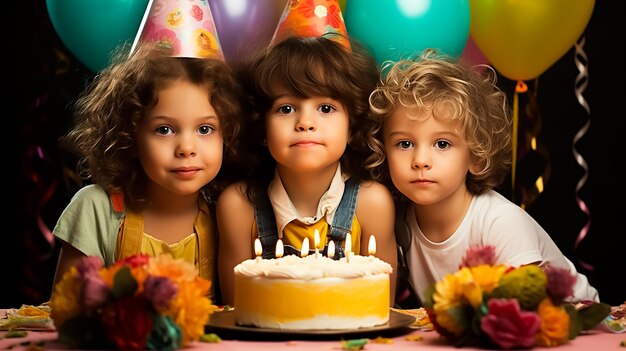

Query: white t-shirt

[406,190,599,303]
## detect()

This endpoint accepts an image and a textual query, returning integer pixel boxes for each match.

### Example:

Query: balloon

[208,0,286,63]
[460,35,489,69]
[469,0,595,81]
[345,0,470,67]
[46,0,148,72]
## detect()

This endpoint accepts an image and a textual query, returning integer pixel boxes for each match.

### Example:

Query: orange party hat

[131,0,224,59]
[270,0,350,49]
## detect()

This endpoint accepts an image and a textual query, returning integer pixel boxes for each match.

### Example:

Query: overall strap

[255,193,279,259]
[195,200,215,282]
[324,177,359,259]
[108,191,141,260]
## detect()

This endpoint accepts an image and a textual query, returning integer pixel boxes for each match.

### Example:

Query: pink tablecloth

[1,328,624,351]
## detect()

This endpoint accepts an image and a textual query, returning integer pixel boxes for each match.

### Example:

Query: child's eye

[318,104,336,114]
[155,126,174,135]
[435,140,451,150]
[395,140,414,149]
[277,105,294,114]
[197,125,215,135]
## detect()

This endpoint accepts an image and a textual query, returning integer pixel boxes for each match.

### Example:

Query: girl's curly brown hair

[61,43,243,209]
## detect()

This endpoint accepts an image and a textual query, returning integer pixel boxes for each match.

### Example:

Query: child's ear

[468,159,482,175]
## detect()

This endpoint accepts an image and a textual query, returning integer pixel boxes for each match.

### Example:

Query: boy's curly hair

[369,49,512,195]
[61,43,243,208]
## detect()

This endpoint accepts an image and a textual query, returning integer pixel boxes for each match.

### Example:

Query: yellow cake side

[234,274,389,329]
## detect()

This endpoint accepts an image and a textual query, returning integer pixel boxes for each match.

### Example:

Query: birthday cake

[233,254,392,330]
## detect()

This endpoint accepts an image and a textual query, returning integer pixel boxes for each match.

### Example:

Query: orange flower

[536,298,570,347]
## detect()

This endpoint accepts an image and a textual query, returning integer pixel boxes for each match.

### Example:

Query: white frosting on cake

[234,254,393,279]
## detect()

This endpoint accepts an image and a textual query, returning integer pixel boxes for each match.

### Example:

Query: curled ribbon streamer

[573,36,593,271]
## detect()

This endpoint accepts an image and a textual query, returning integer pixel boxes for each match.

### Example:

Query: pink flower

[76,256,103,277]
[544,265,576,303]
[81,274,110,310]
[481,299,541,349]
[459,245,497,268]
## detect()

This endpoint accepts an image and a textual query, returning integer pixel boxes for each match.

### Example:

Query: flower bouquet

[49,253,216,350]
[422,246,611,349]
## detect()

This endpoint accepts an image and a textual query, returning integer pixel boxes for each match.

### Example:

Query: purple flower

[544,265,576,303]
[459,245,497,268]
[76,256,103,277]
[481,299,541,349]
[144,276,178,310]
[80,272,110,310]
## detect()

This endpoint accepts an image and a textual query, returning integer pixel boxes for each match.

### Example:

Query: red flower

[481,299,541,349]
[101,296,153,350]
[189,4,203,21]
[115,254,151,268]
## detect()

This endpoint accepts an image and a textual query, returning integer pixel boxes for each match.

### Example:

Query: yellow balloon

[469,0,594,81]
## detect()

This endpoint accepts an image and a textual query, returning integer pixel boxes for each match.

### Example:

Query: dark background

[4,2,624,306]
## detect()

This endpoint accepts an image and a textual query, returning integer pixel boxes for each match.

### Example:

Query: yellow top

[140,232,198,266]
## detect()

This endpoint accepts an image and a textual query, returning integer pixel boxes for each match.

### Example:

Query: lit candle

[301,237,309,257]
[345,233,351,263]
[314,229,320,259]
[254,238,262,262]
[327,240,335,259]
[368,235,376,256]
[275,239,284,259]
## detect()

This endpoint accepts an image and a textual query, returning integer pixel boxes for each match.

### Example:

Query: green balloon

[46,0,149,72]
[345,0,470,67]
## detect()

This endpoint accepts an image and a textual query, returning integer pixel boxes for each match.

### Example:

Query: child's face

[383,105,473,206]
[265,85,349,173]
[136,80,223,197]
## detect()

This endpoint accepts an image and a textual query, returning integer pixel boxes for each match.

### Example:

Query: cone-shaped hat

[270,0,350,49]
[131,0,224,59]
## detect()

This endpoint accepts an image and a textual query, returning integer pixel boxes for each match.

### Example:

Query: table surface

[1,322,624,351]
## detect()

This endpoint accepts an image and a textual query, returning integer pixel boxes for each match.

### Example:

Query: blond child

[369,49,598,306]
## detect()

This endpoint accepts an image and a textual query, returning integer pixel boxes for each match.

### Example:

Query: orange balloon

[469,0,594,81]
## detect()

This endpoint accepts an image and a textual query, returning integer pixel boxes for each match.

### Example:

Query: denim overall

[255,177,359,260]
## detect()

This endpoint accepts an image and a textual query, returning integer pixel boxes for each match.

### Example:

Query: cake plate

[205,309,416,341]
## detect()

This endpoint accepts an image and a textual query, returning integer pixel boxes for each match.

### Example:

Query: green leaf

[564,304,582,340]
[341,338,368,350]
[576,302,611,330]
[421,284,436,309]
[111,266,138,299]
[57,314,108,348]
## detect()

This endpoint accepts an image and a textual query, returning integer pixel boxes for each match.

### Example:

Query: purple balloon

[208,0,286,63]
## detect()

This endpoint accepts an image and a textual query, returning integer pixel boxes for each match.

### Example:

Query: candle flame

[301,237,309,257]
[314,229,320,248]
[275,239,284,258]
[368,235,376,256]
[254,238,262,257]
[327,240,335,258]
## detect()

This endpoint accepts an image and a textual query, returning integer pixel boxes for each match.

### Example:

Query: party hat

[270,0,350,49]
[131,0,224,59]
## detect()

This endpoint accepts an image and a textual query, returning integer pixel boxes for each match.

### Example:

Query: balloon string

[573,36,593,271]
[511,87,520,203]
